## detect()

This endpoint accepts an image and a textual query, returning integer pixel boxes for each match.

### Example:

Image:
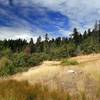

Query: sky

[0,0,100,41]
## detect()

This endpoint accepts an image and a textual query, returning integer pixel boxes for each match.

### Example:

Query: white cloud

[9,0,100,34]
[0,0,100,40]
[0,26,46,42]
[27,0,100,30]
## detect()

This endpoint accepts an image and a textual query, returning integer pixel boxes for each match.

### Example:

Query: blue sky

[0,0,100,41]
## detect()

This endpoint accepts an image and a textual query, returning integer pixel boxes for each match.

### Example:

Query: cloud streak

[0,0,100,40]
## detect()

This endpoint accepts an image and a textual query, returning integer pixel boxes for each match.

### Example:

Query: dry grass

[0,54,100,100]
[0,79,99,100]
[0,80,70,100]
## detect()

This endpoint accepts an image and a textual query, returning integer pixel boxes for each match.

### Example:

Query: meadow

[0,54,100,100]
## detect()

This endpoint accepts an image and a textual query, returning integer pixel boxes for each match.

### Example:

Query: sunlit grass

[0,80,99,100]
[0,80,69,100]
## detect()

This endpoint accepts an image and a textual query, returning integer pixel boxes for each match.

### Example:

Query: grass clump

[61,59,79,66]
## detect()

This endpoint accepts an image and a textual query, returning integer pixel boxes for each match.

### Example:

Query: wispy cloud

[0,0,100,40]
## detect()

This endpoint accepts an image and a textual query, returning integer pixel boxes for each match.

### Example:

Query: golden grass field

[0,54,100,100]
[11,54,100,93]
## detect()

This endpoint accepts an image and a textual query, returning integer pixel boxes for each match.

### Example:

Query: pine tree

[36,36,43,52]
[29,38,35,53]
[72,28,80,45]
[44,34,49,53]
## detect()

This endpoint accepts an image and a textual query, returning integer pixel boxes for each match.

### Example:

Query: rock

[67,70,78,76]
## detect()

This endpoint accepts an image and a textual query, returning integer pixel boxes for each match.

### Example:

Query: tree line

[0,21,100,76]
[0,26,100,60]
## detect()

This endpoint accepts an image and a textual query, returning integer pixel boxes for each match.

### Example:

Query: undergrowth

[61,59,79,66]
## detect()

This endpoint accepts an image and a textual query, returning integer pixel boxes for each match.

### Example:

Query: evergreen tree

[29,38,35,53]
[72,28,80,45]
[43,34,49,53]
[36,36,43,52]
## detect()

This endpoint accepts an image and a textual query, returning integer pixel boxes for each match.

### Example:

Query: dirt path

[11,61,62,83]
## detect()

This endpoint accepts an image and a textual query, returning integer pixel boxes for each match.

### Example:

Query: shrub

[61,59,79,66]
[12,52,28,67]
[12,52,44,68]
[1,48,12,58]
[0,57,11,69]
[27,53,43,66]
[0,64,15,76]
[0,57,15,76]
[0,52,44,76]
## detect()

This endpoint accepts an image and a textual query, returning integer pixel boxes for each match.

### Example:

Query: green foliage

[1,48,12,58]
[0,53,44,76]
[0,57,15,76]
[27,53,43,66]
[0,64,15,76]
[61,59,79,66]
[12,52,44,68]
[1,22,100,76]
[0,57,11,69]
[72,28,82,45]
[0,28,100,60]
[81,36,100,54]
[12,52,28,67]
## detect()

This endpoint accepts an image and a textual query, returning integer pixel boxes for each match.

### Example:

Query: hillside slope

[10,54,100,95]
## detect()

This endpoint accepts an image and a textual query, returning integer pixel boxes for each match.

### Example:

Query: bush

[12,52,44,68]
[0,64,15,76]
[61,59,79,66]
[0,57,15,76]
[0,57,11,69]
[27,53,43,66]
[12,52,28,67]
[1,48,12,58]
[0,52,44,76]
